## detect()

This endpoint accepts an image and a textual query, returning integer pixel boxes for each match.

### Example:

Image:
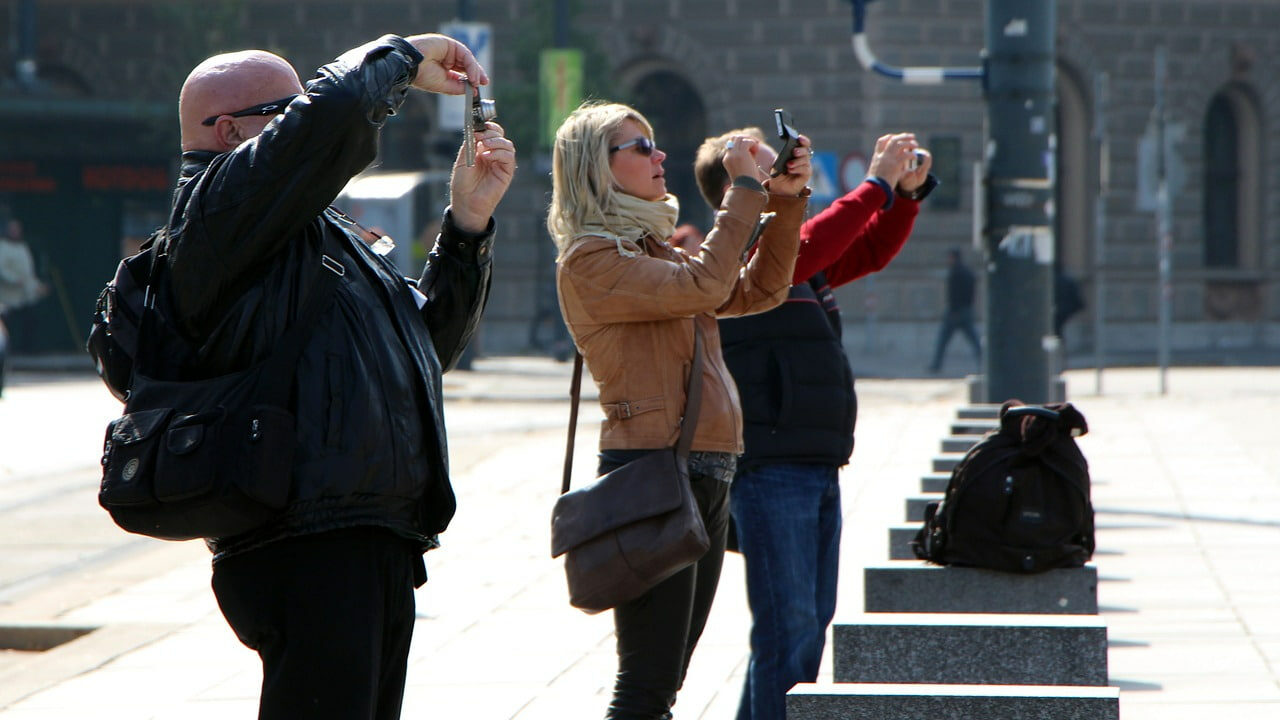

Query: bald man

[150,34,514,720]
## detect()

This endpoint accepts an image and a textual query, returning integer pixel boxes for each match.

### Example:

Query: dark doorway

[1203,94,1239,268]
[629,71,710,231]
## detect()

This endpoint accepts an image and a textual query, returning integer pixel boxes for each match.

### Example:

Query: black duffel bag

[98,235,345,541]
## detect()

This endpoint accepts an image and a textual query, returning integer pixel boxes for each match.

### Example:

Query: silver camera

[907,150,926,172]
[462,77,497,167]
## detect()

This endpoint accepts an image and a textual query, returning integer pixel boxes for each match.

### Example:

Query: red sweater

[793,181,918,287]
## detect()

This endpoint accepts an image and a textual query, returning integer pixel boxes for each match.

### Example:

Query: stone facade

[2,0,1276,367]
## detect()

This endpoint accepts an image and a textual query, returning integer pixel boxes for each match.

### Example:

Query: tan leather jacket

[557,186,806,454]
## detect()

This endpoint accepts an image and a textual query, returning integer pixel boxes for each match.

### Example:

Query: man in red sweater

[694,127,936,720]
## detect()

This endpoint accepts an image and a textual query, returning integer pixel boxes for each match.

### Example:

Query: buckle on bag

[615,402,632,419]
[321,255,345,276]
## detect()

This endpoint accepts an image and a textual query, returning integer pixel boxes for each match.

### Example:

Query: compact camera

[462,77,497,167]
[907,150,926,172]
[770,109,801,178]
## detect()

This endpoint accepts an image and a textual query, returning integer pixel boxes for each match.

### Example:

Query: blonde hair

[693,126,768,209]
[547,101,662,257]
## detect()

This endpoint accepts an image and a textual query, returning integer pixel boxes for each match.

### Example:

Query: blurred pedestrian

[1054,265,1085,338]
[549,101,809,720]
[928,248,982,373]
[0,218,48,396]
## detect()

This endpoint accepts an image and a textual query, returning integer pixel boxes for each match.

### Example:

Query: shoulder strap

[132,232,345,406]
[561,323,705,494]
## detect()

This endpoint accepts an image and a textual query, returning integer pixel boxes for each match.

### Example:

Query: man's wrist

[864,176,894,210]
[897,174,939,203]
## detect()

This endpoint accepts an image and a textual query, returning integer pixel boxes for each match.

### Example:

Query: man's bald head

[179,50,304,152]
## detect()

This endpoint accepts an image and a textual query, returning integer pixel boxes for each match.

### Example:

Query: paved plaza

[0,359,1276,718]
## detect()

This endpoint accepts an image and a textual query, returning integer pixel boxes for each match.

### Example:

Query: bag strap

[256,242,345,407]
[561,323,705,494]
[133,232,345,408]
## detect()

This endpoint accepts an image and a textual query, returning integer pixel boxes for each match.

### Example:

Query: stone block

[887,525,921,560]
[941,435,981,453]
[787,683,1120,720]
[921,472,950,493]
[931,454,962,473]
[863,564,1099,614]
[833,613,1109,686]
[956,405,1000,419]
[950,420,996,435]
[906,494,943,521]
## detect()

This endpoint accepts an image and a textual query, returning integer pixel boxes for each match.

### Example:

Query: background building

[2,0,1277,372]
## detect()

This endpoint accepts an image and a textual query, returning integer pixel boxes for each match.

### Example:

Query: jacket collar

[179,150,220,179]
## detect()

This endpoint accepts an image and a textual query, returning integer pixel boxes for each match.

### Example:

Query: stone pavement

[0,359,1277,719]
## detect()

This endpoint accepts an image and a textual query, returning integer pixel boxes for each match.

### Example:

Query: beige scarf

[574,193,680,257]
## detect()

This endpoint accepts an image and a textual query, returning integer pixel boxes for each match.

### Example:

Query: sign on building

[540,49,583,149]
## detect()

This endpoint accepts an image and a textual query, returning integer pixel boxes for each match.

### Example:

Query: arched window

[1202,86,1262,270]
[628,71,709,229]
[1203,94,1239,267]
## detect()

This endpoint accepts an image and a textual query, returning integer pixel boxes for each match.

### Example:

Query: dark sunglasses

[608,136,655,156]
[201,94,300,127]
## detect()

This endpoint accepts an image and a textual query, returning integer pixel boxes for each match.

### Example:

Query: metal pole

[982,0,1057,404]
[1093,71,1109,395]
[1155,47,1172,394]
[555,0,570,47]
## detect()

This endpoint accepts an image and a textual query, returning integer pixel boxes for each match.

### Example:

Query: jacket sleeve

[415,208,494,372]
[166,35,423,327]
[713,192,806,317]
[556,185,768,324]
[797,182,918,288]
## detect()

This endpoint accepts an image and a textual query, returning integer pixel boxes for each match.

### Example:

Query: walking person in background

[549,101,810,719]
[928,247,982,373]
[158,33,513,720]
[694,127,936,720]
[0,218,48,397]
[1054,264,1085,338]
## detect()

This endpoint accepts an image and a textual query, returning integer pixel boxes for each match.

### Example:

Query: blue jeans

[730,463,841,720]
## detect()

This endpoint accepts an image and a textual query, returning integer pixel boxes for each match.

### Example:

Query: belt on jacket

[602,395,665,420]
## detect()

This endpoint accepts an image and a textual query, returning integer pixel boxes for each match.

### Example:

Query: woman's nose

[653,148,667,163]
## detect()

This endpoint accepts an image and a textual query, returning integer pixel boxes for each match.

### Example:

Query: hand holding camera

[721,135,763,181]
[765,109,813,197]
[868,132,929,191]
[405,33,489,95]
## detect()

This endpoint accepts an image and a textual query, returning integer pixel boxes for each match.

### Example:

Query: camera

[770,109,801,178]
[462,77,497,167]
[907,150,926,172]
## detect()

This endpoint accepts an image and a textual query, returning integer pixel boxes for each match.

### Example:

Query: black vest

[717,272,857,471]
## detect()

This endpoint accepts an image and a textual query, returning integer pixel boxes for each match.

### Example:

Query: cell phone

[770,109,800,178]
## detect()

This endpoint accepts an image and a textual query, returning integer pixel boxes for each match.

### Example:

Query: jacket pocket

[325,352,344,450]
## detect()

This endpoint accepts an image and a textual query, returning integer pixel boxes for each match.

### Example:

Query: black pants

[211,527,421,720]
[598,450,731,720]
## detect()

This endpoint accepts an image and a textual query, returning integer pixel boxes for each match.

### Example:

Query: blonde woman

[549,101,811,720]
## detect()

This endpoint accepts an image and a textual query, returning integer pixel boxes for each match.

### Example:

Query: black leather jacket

[162,36,493,561]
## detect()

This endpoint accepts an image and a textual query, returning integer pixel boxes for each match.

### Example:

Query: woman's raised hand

[721,135,765,182]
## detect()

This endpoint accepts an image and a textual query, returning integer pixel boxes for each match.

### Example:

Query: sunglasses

[201,94,300,127]
[608,136,655,156]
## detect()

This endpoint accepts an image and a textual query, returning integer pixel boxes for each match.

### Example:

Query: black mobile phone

[770,109,800,178]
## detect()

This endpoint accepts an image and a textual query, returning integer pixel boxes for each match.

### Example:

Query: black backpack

[86,229,163,401]
[912,400,1094,573]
